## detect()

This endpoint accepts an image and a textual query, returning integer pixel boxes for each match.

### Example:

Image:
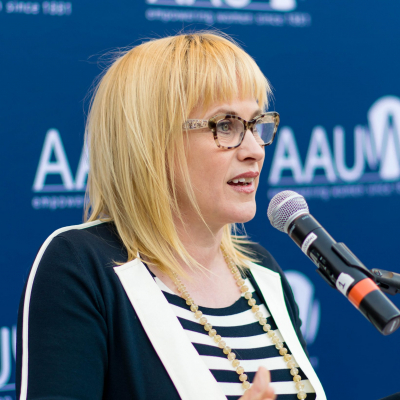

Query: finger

[250,367,275,400]
[253,366,270,392]
[239,371,265,400]
[239,367,276,400]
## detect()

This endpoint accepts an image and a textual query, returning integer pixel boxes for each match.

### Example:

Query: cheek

[259,148,266,166]
[256,153,265,179]
[186,138,228,189]
[189,157,226,192]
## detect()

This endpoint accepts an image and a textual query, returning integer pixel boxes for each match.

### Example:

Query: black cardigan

[16,221,307,400]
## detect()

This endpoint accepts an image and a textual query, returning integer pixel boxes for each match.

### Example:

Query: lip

[229,182,256,194]
[228,171,259,181]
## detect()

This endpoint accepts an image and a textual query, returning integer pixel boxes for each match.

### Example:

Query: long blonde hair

[85,31,272,276]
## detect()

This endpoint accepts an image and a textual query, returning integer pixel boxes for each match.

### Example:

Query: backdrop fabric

[1,1,400,399]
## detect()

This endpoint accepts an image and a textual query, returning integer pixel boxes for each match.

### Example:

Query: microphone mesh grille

[267,190,309,232]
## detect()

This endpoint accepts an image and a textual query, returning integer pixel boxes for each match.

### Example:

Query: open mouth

[227,177,255,186]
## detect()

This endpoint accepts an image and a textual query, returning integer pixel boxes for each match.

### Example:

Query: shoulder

[26,220,127,299]
[39,220,127,267]
[242,242,285,276]
[20,221,128,324]
[242,242,293,300]
[46,220,121,250]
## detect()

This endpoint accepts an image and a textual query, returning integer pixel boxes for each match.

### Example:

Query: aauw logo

[0,326,16,393]
[269,96,400,186]
[32,129,88,210]
[33,129,88,193]
[146,0,297,12]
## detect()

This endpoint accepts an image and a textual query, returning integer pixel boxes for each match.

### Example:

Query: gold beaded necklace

[171,249,307,400]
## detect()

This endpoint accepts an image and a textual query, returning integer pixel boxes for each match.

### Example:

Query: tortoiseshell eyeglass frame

[182,112,280,150]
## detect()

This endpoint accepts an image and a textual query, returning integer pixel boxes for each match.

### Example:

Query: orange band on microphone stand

[348,278,379,308]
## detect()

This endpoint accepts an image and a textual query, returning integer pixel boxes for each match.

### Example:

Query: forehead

[190,98,262,120]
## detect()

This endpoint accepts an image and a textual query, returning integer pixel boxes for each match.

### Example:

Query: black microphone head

[267,190,309,233]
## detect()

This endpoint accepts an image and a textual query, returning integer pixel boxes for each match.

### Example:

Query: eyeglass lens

[216,117,275,147]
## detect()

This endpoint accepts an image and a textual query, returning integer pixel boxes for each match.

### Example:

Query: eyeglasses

[182,112,280,150]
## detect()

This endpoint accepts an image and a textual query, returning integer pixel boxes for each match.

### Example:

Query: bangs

[177,33,271,115]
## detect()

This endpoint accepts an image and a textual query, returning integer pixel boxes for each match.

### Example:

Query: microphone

[267,190,400,336]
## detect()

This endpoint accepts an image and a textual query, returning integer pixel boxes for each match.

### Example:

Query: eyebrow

[251,109,263,119]
[208,108,263,119]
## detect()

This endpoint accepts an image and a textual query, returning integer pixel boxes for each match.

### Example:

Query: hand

[239,367,276,400]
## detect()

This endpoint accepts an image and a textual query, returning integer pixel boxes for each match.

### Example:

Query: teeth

[228,177,255,184]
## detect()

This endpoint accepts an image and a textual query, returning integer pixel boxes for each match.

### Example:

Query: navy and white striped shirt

[154,276,316,400]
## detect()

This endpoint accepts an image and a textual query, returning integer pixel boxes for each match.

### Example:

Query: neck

[147,212,241,308]
[174,214,225,275]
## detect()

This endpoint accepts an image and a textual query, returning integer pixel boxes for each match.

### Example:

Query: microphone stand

[321,241,400,296]
[371,269,400,295]
[371,270,400,400]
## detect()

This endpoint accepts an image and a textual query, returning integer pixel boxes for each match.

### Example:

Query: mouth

[227,177,255,186]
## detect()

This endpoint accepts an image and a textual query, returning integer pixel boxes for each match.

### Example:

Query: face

[177,97,265,230]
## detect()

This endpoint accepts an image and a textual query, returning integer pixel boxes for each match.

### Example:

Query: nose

[237,129,265,162]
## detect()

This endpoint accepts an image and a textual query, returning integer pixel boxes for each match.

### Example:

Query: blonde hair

[85,31,271,276]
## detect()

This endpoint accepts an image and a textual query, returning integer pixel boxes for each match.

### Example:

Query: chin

[229,204,257,224]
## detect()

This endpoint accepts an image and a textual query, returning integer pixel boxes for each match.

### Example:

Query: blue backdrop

[1,1,400,399]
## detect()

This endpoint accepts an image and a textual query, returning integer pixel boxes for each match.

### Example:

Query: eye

[217,120,233,134]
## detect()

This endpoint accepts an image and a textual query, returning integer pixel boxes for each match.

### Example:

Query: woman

[16,32,326,400]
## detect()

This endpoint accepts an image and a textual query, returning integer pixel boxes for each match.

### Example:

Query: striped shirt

[154,276,316,400]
